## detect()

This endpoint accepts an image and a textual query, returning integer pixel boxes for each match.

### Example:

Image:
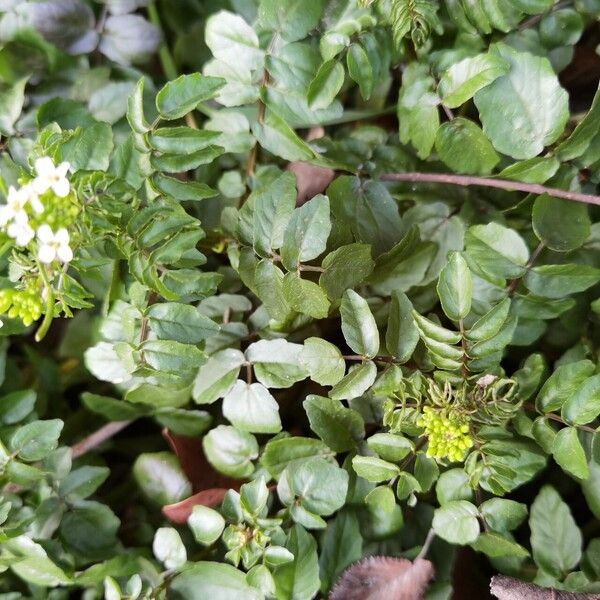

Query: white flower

[36,225,73,264]
[7,220,34,247]
[0,186,29,227]
[32,157,71,198]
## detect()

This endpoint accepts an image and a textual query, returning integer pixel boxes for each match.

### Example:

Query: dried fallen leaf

[490,575,600,600]
[162,488,230,524]
[287,161,335,206]
[329,556,434,600]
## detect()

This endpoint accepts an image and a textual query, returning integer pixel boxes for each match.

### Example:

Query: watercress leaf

[222,380,282,434]
[474,43,569,159]
[281,194,331,270]
[340,290,379,357]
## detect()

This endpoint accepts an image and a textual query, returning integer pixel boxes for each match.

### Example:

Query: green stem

[35,264,55,342]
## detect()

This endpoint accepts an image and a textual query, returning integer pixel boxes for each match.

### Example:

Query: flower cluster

[0,157,77,263]
[0,157,80,328]
[417,406,473,463]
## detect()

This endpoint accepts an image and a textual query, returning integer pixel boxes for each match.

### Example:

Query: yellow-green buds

[417,406,473,463]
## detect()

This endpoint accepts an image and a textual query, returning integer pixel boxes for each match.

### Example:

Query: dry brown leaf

[162,488,230,524]
[329,556,434,600]
[490,575,600,600]
[287,161,335,206]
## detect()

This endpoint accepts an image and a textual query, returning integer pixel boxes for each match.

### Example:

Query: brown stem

[507,241,545,295]
[380,172,600,206]
[71,420,132,459]
[524,403,597,433]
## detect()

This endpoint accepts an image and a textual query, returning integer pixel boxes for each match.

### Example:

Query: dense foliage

[0,0,599,598]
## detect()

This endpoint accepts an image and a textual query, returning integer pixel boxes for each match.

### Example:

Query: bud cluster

[417,406,473,463]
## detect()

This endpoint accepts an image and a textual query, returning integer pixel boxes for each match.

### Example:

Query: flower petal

[35,157,55,177]
[52,178,70,198]
[55,228,70,245]
[57,244,73,263]
[36,224,54,243]
[57,162,70,177]
[32,176,50,195]
[38,243,56,263]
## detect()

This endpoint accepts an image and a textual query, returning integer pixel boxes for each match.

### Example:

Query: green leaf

[278,458,348,516]
[367,433,414,463]
[203,425,258,478]
[307,60,345,110]
[524,264,600,299]
[304,395,364,452]
[557,82,600,160]
[438,52,509,108]
[152,174,218,201]
[386,291,419,363]
[474,43,569,159]
[141,340,205,373]
[432,500,480,545]
[436,469,473,505]
[254,259,292,321]
[281,194,331,270]
[437,251,472,321]
[170,562,262,600]
[283,272,331,319]
[258,0,324,42]
[536,360,595,413]
[10,419,63,462]
[347,43,373,100]
[82,392,148,421]
[192,349,245,405]
[148,303,219,344]
[497,156,560,184]
[133,452,192,506]
[480,498,528,532]
[465,222,529,280]
[328,177,402,256]
[273,525,320,600]
[552,427,589,480]
[412,311,461,344]
[127,77,150,134]
[467,298,511,342]
[561,374,600,425]
[300,337,345,386]
[252,171,296,256]
[319,243,374,300]
[340,290,379,357]
[222,380,282,434]
[260,436,334,477]
[205,10,264,71]
[252,110,315,161]
[60,501,120,559]
[0,389,36,425]
[150,145,224,172]
[329,361,378,401]
[529,485,582,578]
[156,73,225,119]
[318,510,363,594]
[60,122,114,172]
[187,506,226,546]
[351,455,400,483]
[153,528,187,570]
[245,338,307,388]
[471,532,530,558]
[0,77,27,136]
[148,127,221,153]
[398,62,439,159]
[59,466,110,499]
[532,194,591,252]
[435,118,499,175]
[6,536,72,587]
